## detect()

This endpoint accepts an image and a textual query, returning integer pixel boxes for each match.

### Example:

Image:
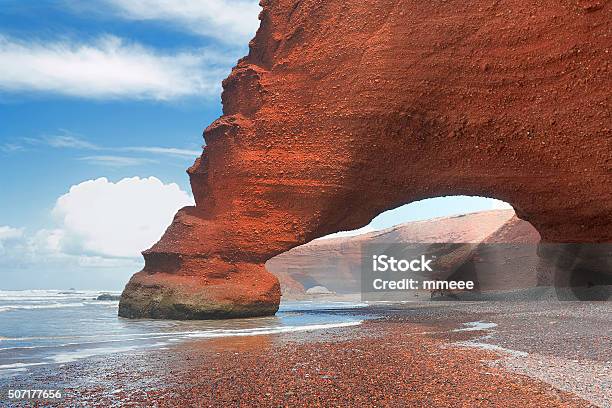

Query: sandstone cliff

[120,0,611,319]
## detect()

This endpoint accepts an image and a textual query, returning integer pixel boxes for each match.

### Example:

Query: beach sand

[3,301,609,407]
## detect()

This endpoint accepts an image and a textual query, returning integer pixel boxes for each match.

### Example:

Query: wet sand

[2,301,609,407]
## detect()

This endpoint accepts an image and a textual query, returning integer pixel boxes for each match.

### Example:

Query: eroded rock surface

[119,0,611,319]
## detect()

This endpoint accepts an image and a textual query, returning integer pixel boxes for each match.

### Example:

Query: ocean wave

[184,321,363,338]
[0,316,364,381]
[51,344,142,364]
[0,321,363,343]
[452,321,498,332]
[0,290,119,302]
[0,362,47,370]
[0,321,363,353]
[279,301,368,311]
[0,303,85,313]
[83,301,120,306]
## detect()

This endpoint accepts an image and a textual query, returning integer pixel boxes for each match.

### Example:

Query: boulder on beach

[96,293,121,301]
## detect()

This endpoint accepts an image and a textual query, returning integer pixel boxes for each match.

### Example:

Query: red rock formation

[119,0,611,319]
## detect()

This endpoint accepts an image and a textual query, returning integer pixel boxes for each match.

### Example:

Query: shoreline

[2,301,609,407]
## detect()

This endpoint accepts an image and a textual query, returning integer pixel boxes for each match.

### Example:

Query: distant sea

[0,290,367,378]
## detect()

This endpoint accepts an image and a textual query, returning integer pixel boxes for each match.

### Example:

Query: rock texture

[120,0,611,319]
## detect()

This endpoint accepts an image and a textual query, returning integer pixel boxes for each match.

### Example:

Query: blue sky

[0,1,508,290]
[0,0,259,226]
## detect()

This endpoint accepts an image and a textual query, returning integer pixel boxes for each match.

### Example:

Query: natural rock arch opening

[119,0,611,319]
[265,195,541,298]
[313,195,515,240]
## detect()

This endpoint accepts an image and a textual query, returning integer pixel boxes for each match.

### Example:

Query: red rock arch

[119,0,611,319]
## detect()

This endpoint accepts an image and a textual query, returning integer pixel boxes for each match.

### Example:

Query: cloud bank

[0,35,233,100]
[0,177,193,280]
[53,177,194,257]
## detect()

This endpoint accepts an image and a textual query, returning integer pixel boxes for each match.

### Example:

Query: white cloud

[3,132,202,164]
[0,35,233,100]
[45,134,99,149]
[0,227,141,269]
[52,177,194,257]
[99,0,261,45]
[121,146,201,158]
[0,143,24,153]
[0,225,142,289]
[0,226,23,241]
[0,226,24,254]
[77,155,158,167]
[1,176,193,263]
[28,229,65,255]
